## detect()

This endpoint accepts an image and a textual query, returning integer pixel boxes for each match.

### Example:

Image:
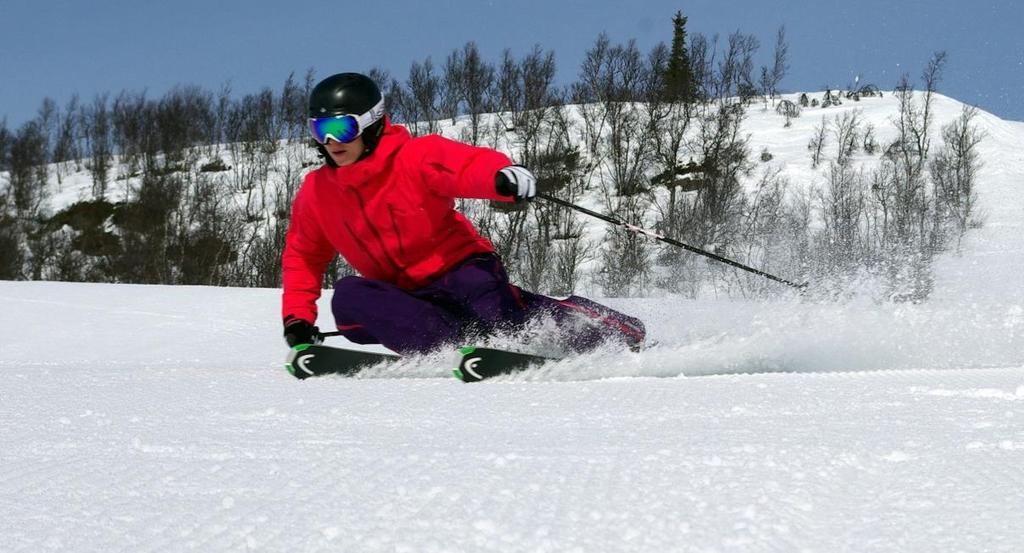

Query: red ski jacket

[281,120,514,324]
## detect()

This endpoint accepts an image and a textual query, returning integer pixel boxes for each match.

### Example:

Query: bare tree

[0,118,11,172]
[647,41,697,240]
[278,71,309,141]
[474,44,561,287]
[817,161,866,273]
[519,46,558,124]
[574,34,652,200]
[808,116,828,168]
[213,81,233,150]
[111,90,148,177]
[832,110,862,166]
[495,48,521,125]
[406,58,442,135]
[155,85,217,164]
[716,31,760,102]
[737,166,791,295]
[596,188,654,297]
[687,103,750,250]
[862,123,878,154]
[460,42,495,145]
[516,222,552,293]
[81,94,113,198]
[765,26,789,102]
[49,95,81,181]
[495,45,558,164]
[885,74,933,245]
[7,120,48,216]
[545,158,593,296]
[930,105,984,246]
[366,66,404,125]
[687,32,715,102]
[441,48,464,123]
[603,39,652,197]
[851,52,950,300]
[551,226,592,295]
[573,34,613,156]
[36,98,57,167]
[176,174,245,286]
[916,51,947,159]
[887,52,945,167]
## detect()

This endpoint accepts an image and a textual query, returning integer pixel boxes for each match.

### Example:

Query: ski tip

[454,351,487,384]
[285,362,309,379]
[285,344,312,379]
[452,346,479,383]
[453,347,470,382]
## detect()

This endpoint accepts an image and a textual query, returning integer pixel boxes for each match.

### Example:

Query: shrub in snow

[775,99,801,127]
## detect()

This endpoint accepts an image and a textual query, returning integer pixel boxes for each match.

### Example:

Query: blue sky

[2,0,1022,129]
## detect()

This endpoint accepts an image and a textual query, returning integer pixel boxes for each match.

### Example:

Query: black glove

[495,165,537,201]
[283,318,322,347]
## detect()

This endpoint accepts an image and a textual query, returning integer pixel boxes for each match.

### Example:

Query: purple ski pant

[330,254,645,354]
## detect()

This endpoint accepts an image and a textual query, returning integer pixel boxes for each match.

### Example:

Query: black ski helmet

[308,72,386,165]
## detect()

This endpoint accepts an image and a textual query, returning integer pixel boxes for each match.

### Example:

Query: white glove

[495,165,537,201]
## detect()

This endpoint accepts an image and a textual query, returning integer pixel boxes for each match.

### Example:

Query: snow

[3,93,1024,551]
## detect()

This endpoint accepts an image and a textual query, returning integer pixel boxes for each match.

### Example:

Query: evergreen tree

[663,11,696,103]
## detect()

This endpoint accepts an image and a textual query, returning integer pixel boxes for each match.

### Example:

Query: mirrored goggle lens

[308,115,360,144]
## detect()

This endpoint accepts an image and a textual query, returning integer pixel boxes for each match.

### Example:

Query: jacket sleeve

[281,177,336,325]
[404,135,516,201]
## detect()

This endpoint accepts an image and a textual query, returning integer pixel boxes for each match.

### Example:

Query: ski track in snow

[2,95,1024,551]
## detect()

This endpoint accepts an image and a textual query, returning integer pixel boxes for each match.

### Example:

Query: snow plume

[5,275,1020,383]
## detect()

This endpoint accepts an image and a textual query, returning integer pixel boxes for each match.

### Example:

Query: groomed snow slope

[2,95,1024,551]
[2,282,1024,552]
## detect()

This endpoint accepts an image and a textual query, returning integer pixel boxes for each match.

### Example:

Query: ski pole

[537,192,807,290]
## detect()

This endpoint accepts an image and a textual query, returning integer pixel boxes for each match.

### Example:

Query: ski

[287,343,561,381]
[452,346,562,383]
[286,344,399,379]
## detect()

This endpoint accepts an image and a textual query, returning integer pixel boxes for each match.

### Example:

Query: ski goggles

[307,98,386,144]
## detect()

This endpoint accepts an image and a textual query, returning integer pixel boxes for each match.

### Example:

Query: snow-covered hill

[6,90,1017,296]
[2,93,1023,551]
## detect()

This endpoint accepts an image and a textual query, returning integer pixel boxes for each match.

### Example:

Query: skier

[282,72,645,355]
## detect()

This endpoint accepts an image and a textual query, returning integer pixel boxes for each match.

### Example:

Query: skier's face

[324,135,366,166]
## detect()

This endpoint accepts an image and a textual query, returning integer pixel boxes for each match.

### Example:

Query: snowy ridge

[2,93,1024,551]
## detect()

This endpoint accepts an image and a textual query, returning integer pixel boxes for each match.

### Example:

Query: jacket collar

[329,117,411,186]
